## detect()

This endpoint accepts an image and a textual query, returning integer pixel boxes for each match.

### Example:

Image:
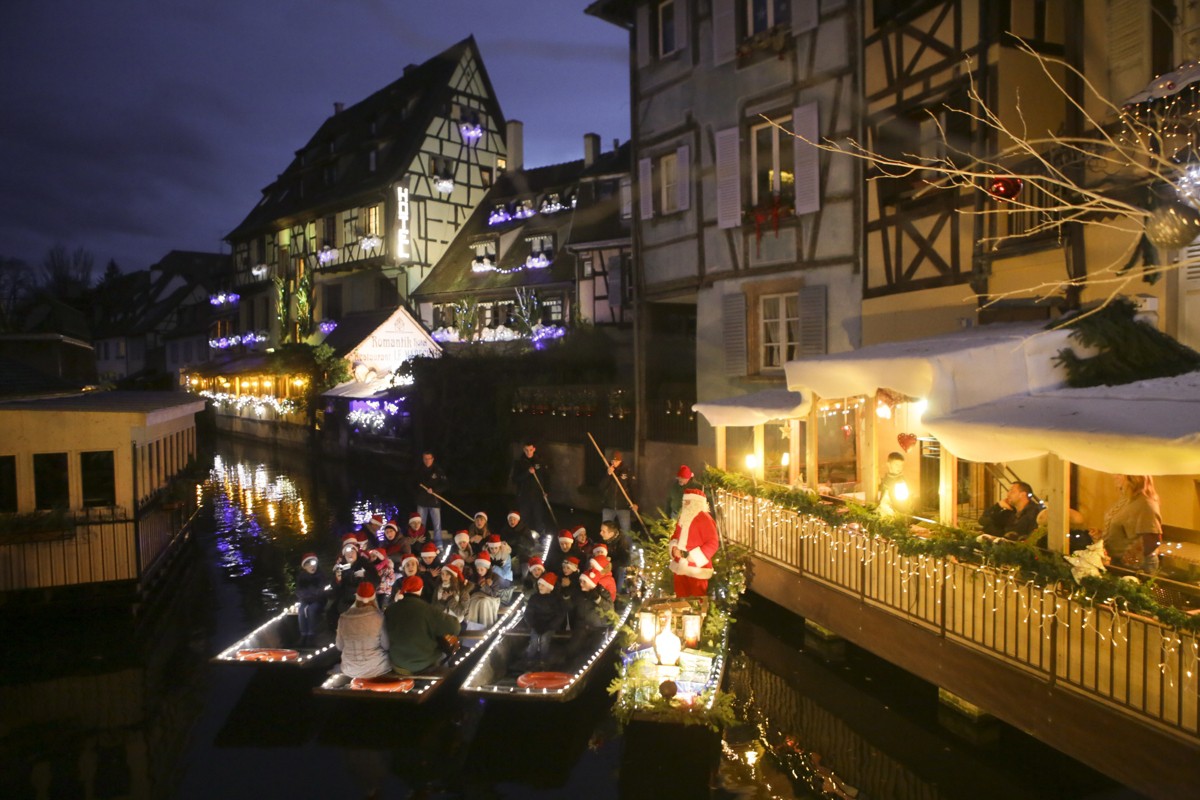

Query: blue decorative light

[488,207,512,226]
[318,319,338,334]
[524,252,551,270]
[460,122,484,142]
[210,292,241,307]
[317,247,339,265]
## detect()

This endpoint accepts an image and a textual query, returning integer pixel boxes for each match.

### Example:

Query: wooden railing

[715,488,1200,740]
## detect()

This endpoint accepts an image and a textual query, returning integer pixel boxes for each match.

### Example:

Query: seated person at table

[524,571,568,667]
[384,575,460,675]
[979,482,1040,540]
[335,583,392,679]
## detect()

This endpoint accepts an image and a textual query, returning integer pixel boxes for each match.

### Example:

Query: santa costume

[669,488,719,598]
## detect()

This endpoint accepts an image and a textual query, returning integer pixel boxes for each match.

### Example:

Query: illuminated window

[751,117,795,205]
[658,151,678,214]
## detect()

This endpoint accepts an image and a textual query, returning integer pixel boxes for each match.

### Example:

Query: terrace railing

[715,488,1200,741]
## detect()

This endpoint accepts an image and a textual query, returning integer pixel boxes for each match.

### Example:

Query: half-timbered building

[224,36,506,350]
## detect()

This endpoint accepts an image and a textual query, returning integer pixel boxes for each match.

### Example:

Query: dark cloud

[0,0,629,271]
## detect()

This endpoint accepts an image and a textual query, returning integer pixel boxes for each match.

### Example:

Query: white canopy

[783,322,1076,417]
[693,389,809,427]
[925,371,1200,475]
[323,377,394,399]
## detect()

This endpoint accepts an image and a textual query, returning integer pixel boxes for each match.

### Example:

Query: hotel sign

[395,185,411,260]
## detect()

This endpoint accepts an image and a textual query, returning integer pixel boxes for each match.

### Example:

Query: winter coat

[510,453,547,502]
[334,553,380,612]
[980,501,1040,539]
[526,589,568,635]
[335,603,392,679]
[669,499,719,581]
[296,567,327,605]
[434,579,471,621]
[597,462,637,509]
[415,462,448,507]
[598,531,631,571]
[573,587,614,630]
[384,594,460,674]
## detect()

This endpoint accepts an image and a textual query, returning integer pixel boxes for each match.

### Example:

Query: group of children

[296,507,634,677]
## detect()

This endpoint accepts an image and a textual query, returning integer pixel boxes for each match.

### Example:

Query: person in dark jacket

[980,482,1041,540]
[521,556,547,594]
[524,571,567,666]
[296,552,327,647]
[597,520,632,594]
[566,568,615,659]
[415,451,448,541]
[501,510,539,570]
[666,465,701,518]
[545,529,581,574]
[597,450,638,534]
[384,575,461,675]
[332,541,379,620]
[510,442,551,535]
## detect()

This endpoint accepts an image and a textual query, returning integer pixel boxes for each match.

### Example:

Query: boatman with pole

[670,487,719,598]
[415,451,448,543]
[510,440,553,535]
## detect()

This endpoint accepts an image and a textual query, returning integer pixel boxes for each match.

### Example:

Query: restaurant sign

[346,306,441,375]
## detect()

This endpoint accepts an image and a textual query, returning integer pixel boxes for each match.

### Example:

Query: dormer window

[513,198,536,220]
[471,239,498,272]
[488,204,513,226]
[431,157,455,194]
[540,193,566,215]
[525,233,554,270]
[458,108,484,143]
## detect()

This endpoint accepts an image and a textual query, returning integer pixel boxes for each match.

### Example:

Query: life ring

[350,676,415,693]
[235,648,300,662]
[516,671,572,691]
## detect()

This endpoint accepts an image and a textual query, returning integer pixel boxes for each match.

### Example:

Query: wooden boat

[458,595,637,702]
[312,593,528,704]
[211,603,339,668]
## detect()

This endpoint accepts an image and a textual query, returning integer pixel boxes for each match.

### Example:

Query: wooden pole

[586,431,650,535]
[529,469,559,528]
[419,484,474,523]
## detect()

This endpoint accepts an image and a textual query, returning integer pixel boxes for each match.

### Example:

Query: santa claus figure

[669,487,719,597]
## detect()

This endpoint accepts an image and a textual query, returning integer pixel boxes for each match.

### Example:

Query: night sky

[0,0,629,274]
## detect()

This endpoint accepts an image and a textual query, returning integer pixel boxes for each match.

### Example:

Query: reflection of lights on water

[268,502,277,524]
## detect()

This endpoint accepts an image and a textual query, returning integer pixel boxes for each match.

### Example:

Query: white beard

[675,495,709,550]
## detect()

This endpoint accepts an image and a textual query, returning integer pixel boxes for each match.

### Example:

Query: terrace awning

[925,371,1200,475]
[692,389,809,427]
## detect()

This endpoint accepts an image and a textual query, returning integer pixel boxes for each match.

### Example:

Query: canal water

[0,437,1143,799]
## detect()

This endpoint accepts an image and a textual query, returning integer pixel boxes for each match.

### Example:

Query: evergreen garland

[1052,298,1200,387]
[702,466,1200,634]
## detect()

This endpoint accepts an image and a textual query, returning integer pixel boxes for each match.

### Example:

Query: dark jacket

[599,531,631,571]
[296,567,327,604]
[526,588,568,635]
[980,501,1040,539]
[597,462,637,509]
[334,553,379,612]
[510,453,547,501]
[415,461,448,507]
[573,586,614,630]
[666,478,701,518]
[383,594,460,674]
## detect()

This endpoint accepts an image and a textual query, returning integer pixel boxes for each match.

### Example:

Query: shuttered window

[715,127,742,229]
[723,293,748,376]
[760,286,826,370]
[676,144,691,211]
[638,157,654,220]
[792,102,821,215]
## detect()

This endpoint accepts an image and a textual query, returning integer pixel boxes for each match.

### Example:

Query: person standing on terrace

[1095,474,1163,573]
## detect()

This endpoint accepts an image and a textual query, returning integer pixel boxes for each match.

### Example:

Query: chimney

[613,138,620,153]
[333,101,344,115]
[584,133,601,167]
[403,63,417,75]
[506,119,524,172]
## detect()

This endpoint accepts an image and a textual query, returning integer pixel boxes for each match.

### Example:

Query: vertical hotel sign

[395,183,411,260]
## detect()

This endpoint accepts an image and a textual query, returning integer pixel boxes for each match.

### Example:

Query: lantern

[1145,198,1200,250]
[654,613,682,666]
[682,613,702,649]
[987,176,1024,201]
[638,611,656,644]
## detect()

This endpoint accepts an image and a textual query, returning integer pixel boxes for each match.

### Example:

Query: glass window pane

[751,0,769,34]
[659,2,676,54]
[34,452,69,511]
[81,451,116,508]
[777,125,795,201]
[754,126,773,204]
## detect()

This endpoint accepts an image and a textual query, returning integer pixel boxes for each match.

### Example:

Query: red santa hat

[448,556,466,571]
[558,530,575,544]
[591,543,608,557]
[572,526,588,541]
[368,513,386,528]
[589,554,610,574]
[527,555,544,568]
[400,575,424,595]
[563,556,580,571]
[368,548,388,562]
[579,569,598,589]
[683,487,705,497]
[538,572,558,591]
[421,541,439,554]
[400,553,418,567]
[341,532,360,547]
[474,511,488,524]
[454,530,470,545]
[507,510,520,522]
[474,551,492,570]
[444,563,465,582]
[353,530,370,546]
[408,512,422,527]
[677,465,693,480]
[355,582,376,602]
[300,552,318,566]
[486,534,502,546]
[383,519,400,533]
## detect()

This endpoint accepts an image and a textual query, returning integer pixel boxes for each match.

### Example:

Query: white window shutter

[723,293,747,376]
[638,157,654,220]
[675,0,688,56]
[715,127,742,229]
[798,286,827,356]
[793,0,819,34]
[712,0,736,66]
[676,144,691,211]
[793,102,821,216]
[636,4,651,68]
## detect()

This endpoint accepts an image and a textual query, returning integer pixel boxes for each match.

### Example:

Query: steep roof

[227,36,504,240]
[413,144,630,300]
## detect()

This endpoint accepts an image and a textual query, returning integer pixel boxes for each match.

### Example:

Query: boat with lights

[313,593,528,703]
[211,603,340,668]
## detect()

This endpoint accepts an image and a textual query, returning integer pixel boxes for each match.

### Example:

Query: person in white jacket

[335,581,392,678]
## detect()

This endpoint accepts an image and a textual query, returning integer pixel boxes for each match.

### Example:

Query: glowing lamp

[745,454,759,471]
[654,613,681,666]
[638,611,656,643]
[876,401,892,419]
[781,452,790,467]
[682,613,701,648]
[892,480,910,503]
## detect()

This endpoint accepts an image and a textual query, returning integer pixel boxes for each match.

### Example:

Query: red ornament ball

[987,176,1024,201]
